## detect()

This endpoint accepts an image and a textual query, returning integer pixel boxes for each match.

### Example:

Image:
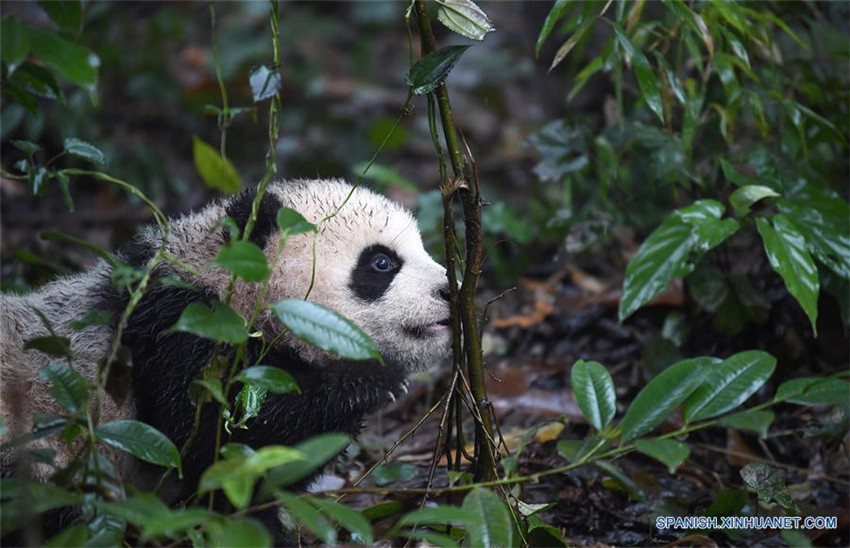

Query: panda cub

[0,179,451,503]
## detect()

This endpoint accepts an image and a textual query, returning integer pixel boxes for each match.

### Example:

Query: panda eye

[371,254,393,272]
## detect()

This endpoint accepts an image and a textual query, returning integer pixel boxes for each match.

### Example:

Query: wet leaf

[780,190,850,280]
[216,240,270,282]
[372,461,418,486]
[169,301,248,344]
[620,357,714,441]
[277,492,337,544]
[277,207,316,236]
[310,498,374,545]
[635,438,690,473]
[27,26,98,90]
[237,366,300,394]
[96,420,181,473]
[270,299,382,362]
[435,0,494,41]
[63,137,106,166]
[213,518,271,548]
[536,0,570,57]
[399,505,476,527]
[729,185,780,217]
[782,379,850,407]
[549,18,595,72]
[684,351,776,422]
[39,0,82,32]
[405,46,470,95]
[718,410,774,437]
[26,335,71,359]
[462,488,513,547]
[1,16,29,70]
[756,215,819,333]
[662,0,713,57]
[262,433,351,493]
[609,22,664,123]
[249,65,281,103]
[570,360,616,430]
[40,362,88,417]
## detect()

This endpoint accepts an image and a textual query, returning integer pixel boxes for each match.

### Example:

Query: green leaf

[372,461,419,486]
[536,0,570,56]
[309,498,374,544]
[214,518,271,548]
[25,335,71,359]
[684,351,776,422]
[609,22,664,123]
[621,201,738,320]
[405,45,470,96]
[39,0,82,32]
[435,0,494,41]
[277,207,316,236]
[729,185,780,217]
[216,240,270,282]
[1,16,30,70]
[169,301,248,344]
[662,0,713,57]
[756,216,819,333]
[270,299,382,362]
[235,384,267,423]
[549,17,595,72]
[46,523,88,547]
[141,509,215,540]
[619,357,714,441]
[96,420,181,473]
[40,362,88,417]
[634,438,690,474]
[718,410,774,438]
[11,139,40,156]
[192,135,241,194]
[570,360,616,430]
[249,65,282,103]
[202,445,303,509]
[782,379,850,407]
[262,433,351,493]
[620,219,692,320]
[399,506,476,527]
[595,460,646,501]
[780,191,850,280]
[63,137,106,166]
[237,366,300,394]
[27,26,97,89]
[189,378,229,408]
[277,492,337,544]
[462,488,512,547]
[199,459,254,509]
[774,377,822,402]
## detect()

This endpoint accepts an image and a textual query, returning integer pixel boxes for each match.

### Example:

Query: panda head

[241,179,452,372]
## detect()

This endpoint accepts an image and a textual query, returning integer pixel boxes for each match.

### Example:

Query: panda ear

[225,186,283,249]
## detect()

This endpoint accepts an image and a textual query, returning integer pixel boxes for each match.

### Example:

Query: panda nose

[437,284,451,302]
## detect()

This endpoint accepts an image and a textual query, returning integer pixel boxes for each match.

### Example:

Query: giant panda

[0,179,451,538]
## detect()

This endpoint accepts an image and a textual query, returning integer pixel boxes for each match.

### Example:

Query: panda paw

[384,379,410,405]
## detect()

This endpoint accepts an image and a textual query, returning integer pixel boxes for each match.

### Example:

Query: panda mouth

[405,318,451,338]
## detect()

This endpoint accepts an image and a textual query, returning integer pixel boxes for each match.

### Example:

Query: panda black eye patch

[350,244,403,301]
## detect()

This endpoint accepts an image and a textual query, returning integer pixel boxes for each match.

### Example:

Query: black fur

[349,244,404,302]
[117,274,406,538]
[225,186,283,249]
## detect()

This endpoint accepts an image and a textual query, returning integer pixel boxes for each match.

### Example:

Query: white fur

[1,179,450,481]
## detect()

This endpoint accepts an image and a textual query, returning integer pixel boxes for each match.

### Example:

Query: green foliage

[95,420,182,475]
[405,45,470,96]
[192,135,241,194]
[433,0,494,42]
[269,298,384,363]
[534,0,849,339]
[570,359,616,430]
[169,301,249,344]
